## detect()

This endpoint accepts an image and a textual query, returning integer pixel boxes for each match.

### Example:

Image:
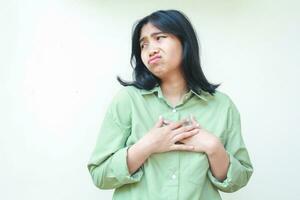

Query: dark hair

[117,9,220,95]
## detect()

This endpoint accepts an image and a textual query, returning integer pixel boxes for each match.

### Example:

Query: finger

[179,138,187,143]
[191,115,202,129]
[171,125,197,136]
[168,119,186,130]
[170,144,195,151]
[172,129,199,142]
[155,116,164,128]
[163,119,171,126]
[190,115,197,125]
[183,116,193,126]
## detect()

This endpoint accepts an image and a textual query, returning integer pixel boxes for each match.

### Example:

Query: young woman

[88,10,253,200]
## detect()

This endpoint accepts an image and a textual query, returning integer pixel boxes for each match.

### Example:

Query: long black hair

[117,9,220,95]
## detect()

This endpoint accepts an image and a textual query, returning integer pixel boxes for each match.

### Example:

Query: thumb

[191,115,202,129]
[154,115,164,128]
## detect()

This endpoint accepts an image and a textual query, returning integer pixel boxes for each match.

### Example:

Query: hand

[179,116,220,154]
[141,116,200,155]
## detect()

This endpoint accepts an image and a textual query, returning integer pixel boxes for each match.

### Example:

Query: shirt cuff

[110,146,143,184]
[207,152,240,192]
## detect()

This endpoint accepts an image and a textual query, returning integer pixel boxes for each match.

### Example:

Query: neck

[160,72,188,99]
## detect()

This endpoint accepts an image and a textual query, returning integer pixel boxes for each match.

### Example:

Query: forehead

[139,23,163,40]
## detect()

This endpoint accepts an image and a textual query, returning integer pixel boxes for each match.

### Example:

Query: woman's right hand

[141,116,200,155]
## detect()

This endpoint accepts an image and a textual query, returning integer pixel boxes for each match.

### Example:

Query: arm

[127,138,152,174]
[207,101,254,193]
[205,139,230,181]
[87,89,143,189]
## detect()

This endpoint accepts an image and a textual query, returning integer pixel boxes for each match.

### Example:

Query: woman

[88,10,253,200]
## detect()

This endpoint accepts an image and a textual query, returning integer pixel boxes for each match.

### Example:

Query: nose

[149,47,159,57]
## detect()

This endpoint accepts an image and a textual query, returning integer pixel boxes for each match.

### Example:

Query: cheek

[172,42,183,57]
[141,51,148,64]
[167,46,182,64]
[163,39,182,57]
[172,48,182,59]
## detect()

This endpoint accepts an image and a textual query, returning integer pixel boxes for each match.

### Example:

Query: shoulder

[108,85,144,108]
[113,85,147,102]
[123,85,143,96]
[111,86,140,102]
[207,90,232,105]
[107,86,133,112]
[105,86,135,126]
[208,90,240,114]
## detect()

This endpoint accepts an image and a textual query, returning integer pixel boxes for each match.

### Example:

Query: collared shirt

[87,85,253,200]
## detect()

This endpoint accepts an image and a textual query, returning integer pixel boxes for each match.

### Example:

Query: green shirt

[87,85,253,200]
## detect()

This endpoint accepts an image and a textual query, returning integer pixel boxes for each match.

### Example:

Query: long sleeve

[87,89,143,189]
[208,99,253,193]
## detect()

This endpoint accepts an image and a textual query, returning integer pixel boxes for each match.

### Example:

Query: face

[139,23,183,79]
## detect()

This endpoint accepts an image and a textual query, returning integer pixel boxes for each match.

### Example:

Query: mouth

[148,55,161,64]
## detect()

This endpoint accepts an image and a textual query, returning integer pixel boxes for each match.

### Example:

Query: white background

[1,0,300,199]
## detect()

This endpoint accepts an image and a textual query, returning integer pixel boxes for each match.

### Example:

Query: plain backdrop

[1,0,300,199]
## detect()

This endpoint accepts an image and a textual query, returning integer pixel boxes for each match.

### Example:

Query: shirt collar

[140,85,209,102]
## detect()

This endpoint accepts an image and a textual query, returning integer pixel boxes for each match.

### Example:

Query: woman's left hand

[179,116,220,154]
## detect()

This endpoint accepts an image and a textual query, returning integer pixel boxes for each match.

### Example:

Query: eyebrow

[139,31,165,44]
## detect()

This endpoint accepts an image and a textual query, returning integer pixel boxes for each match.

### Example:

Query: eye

[140,43,148,49]
[157,35,167,40]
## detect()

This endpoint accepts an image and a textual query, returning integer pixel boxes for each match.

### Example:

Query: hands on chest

[142,115,220,155]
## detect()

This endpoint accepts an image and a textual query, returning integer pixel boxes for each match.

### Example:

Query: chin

[155,71,168,79]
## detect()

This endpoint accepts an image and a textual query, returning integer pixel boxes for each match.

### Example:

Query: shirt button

[172,174,176,179]
[172,108,177,113]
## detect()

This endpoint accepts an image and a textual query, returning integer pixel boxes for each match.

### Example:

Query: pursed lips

[148,55,161,64]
